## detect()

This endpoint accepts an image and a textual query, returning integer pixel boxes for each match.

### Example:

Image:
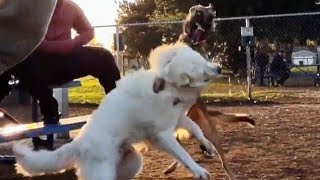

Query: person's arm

[37,39,75,54]
[72,3,94,48]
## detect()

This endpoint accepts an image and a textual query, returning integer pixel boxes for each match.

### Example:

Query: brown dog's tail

[207,111,255,127]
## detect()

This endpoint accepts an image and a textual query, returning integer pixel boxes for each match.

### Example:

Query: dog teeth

[195,23,205,32]
[198,27,205,32]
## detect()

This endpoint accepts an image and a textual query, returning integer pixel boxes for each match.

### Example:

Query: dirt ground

[1,88,320,180]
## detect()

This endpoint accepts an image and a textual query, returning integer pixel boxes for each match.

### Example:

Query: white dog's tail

[12,141,78,176]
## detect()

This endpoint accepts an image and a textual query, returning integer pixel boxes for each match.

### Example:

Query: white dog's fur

[12,43,218,180]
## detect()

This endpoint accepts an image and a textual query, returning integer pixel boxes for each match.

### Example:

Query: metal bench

[0,80,86,164]
[255,63,320,87]
[0,115,90,164]
[30,80,82,150]
[288,64,320,86]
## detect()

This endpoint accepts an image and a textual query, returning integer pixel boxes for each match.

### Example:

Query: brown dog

[163,4,255,180]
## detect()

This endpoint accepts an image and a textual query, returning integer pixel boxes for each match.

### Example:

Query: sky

[73,0,119,49]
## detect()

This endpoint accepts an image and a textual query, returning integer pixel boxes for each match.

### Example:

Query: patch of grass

[68,75,300,105]
[290,66,318,73]
[200,82,295,103]
[69,76,105,104]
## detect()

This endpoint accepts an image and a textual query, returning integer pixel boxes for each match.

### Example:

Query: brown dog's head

[182,4,216,45]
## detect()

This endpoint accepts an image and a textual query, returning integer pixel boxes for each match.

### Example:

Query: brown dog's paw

[163,161,179,175]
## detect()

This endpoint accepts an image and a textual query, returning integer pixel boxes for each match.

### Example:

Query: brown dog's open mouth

[190,25,207,45]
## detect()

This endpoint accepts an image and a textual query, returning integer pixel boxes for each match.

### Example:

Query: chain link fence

[96,12,320,101]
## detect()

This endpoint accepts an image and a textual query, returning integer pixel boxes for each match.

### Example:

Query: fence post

[245,18,252,100]
[115,24,121,70]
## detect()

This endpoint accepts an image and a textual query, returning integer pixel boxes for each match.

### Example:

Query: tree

[117,0,320,73]
[150,0,196,44]
[117,0,162,60]
[117,0,197,60]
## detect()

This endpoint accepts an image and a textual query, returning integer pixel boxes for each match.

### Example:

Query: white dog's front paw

[191,166,210,179]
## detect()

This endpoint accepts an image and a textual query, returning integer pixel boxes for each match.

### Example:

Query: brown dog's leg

[165,98,254,179]
[163,161,179,175]
[207,110,255,127]
[187,103,213,144]
[192,101,236,180]
[164,102,236,179]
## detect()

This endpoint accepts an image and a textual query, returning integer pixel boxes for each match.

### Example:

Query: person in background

[255,47,269,86]
[270,48,290,86]
[0,0,120,125]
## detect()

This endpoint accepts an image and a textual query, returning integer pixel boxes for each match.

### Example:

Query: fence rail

[93,11,320,28]
[94,11,320,99]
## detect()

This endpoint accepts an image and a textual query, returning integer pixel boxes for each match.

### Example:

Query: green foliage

[117,0,198,59]
[117,0,162,59]
[117,0,320,73]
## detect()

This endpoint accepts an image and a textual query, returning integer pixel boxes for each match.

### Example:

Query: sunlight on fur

[175,128,192,140]
[149,42,190,74]
[132,128,192,153]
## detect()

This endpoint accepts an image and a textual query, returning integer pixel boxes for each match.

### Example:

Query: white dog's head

[149,43,219,88]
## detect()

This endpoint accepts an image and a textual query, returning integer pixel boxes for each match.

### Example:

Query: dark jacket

[270,54,288,75]
[255,52,269,67]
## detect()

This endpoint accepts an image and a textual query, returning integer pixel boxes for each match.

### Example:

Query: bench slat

[0,115,90,143]
[49,79,82,89]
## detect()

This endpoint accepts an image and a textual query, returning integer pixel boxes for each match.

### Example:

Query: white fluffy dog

[12,43,219,180]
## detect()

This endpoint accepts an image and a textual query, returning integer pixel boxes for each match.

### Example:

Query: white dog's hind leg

[117,145,143,180]
[178,115,216,155]
[153,129,210,179]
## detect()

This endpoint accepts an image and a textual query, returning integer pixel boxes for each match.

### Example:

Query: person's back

[270,50,290,86]
[271,53,287,74]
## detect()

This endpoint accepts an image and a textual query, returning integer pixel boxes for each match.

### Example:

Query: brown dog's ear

[207,3,214,9]
[153,77,165,94]
[189,5,197,17]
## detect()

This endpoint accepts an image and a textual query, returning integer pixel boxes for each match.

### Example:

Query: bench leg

[47,134,54,150]
[31,98,55,151]
[32,135,55,151]
[314,74,320,86]
[54,88,71,139]
[0,155,16,164]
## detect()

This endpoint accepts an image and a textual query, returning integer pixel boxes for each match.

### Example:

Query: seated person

[270,49,290,86]
[255,48,269,86]
[0,0,120,125]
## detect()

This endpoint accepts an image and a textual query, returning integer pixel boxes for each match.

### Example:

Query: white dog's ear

[153,77,165,94]
[178,73,191,86]
[162,62,191,87]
